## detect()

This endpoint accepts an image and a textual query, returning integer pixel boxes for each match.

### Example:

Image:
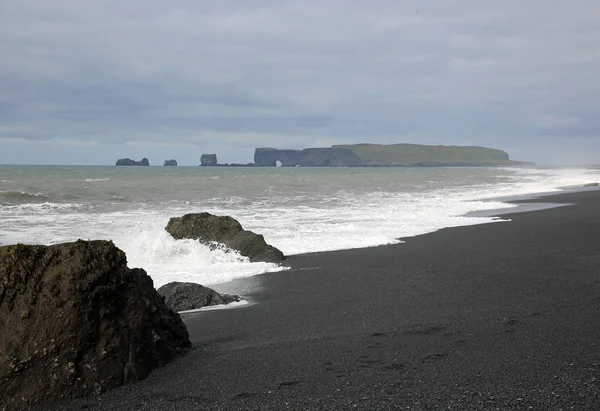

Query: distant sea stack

[164,159,178,166]
[200,154,218,166]
[254,144,533,167]
[116,157,149,166]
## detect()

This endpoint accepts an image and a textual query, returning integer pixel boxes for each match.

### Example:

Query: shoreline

[44,188,600,410]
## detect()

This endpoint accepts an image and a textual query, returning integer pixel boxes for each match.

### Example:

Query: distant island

[116,158,149,166]
[164,159,178,166]
[254,144,534,167]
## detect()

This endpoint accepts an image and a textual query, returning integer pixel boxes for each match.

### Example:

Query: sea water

[0,166,596,287]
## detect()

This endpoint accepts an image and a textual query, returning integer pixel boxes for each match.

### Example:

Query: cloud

[1,0,600,164]
[531,114,583,128]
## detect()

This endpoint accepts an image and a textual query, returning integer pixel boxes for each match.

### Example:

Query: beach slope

[45,190,600,410]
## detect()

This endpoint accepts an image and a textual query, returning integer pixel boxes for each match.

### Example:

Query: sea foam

[1,166,598,286]
[118,229,285,287]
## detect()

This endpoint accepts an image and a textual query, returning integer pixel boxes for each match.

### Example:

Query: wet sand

[49,189,600,410]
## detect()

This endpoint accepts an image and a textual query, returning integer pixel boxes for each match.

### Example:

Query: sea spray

[119,228,284,287]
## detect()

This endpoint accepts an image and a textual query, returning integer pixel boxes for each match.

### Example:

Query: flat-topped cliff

[254,144,530,167]
[254,147,361,167]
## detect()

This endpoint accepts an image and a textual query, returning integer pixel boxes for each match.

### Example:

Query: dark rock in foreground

[200,154,217,166]
[163,159,178,166]
[157,282,241,312]
[0,240,190,411]
[584,182,598,187]
[165,213,285,263]
[116,157,149,166]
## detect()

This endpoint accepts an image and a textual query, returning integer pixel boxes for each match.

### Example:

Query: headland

[254,143,534,167]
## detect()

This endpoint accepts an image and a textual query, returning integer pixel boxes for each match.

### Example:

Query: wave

[0,190,51,203]
[114,229,286,287]
[2,166,596,287]
[0,202,84,212]
[84,178,110,182]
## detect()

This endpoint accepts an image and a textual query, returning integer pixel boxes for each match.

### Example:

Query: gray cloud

[1,0,600,164]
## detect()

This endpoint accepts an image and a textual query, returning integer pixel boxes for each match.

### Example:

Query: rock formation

[157,282,241,312]
[200,154,218,166]
[254,144,531,167]
[254,147,361,167]
[116,158,149,166]
[216,163,256,167]
[163,159,178,166]
[165,213,285,263]
[0,240,190,411]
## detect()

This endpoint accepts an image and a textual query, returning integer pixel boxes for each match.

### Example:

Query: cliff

[254,147,361,167]
[116,158,149,166]
[254,144,528,167]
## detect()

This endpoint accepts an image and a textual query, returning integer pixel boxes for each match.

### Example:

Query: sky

[1,0,599,165]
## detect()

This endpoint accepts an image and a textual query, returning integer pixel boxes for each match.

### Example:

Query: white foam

[178,300,251,314]
[215,168,597,256]
[84,178,110,182]
[0,202,84,213]
[115,228,286,287]
[1,167,597,287]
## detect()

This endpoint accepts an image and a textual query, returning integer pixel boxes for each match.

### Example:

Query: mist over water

[1,166,597,286]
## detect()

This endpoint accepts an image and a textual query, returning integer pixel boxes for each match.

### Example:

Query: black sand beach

[47,190,600,410]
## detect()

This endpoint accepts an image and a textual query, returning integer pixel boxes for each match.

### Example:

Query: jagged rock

[584,182,598,187]
[116,158,149,166]
[163,159,178,166]
[157,282,241,312]
[0,240,190,411]
[200,154,217,166]
[165,213,285,263]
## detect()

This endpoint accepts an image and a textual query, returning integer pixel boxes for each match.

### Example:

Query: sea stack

[116,158,150,166]
[200,154,218,166]
[164,159,178,166]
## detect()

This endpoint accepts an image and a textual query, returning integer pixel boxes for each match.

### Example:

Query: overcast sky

[1,0,599,165]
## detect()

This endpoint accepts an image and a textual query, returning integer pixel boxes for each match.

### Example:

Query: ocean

[0,165,597,287]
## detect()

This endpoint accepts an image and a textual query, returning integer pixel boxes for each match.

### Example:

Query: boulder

[165,213,285,263]
[163,159,178,166]
[0,240,190,411]
[157,282,241,312]
[200,154,217,166]
[116,158,149,166]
